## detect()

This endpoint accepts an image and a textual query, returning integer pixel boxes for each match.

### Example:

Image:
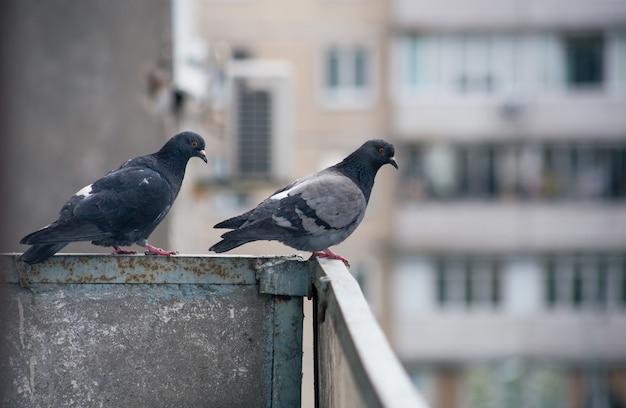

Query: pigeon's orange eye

[378,147,385,153]
[191,141,198,148]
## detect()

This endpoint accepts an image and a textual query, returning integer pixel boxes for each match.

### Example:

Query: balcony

[393,202,626,253]
[392,94,626,142]
[0,254,426,407]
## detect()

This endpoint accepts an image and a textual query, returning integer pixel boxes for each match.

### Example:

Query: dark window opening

[565,34,604,87]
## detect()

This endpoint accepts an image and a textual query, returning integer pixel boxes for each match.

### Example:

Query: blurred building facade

[171,0,626,407]
[388,1,626,407]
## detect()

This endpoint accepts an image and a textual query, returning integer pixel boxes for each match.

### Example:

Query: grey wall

[0,0,173,254]
[0,254,297,407]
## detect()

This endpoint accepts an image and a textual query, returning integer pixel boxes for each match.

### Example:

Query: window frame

[318,43,378,110]
[393,31,607,99]
[544,255,626,311]
[436,256,501,310]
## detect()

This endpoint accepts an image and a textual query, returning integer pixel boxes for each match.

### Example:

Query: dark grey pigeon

[209,139,398,266]
[19,131,207,264]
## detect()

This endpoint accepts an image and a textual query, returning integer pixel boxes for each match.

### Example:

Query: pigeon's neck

[334,155,378,202]
[152,151,188,193]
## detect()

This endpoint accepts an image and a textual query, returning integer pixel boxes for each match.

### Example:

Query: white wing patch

[270,188,291,201]
[274,215,293,228]
[140,178,150,186]
[270,178,304,200]
[75,184,93,198]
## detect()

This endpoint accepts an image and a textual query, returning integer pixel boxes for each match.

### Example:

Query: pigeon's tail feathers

[210,218,290,252]
[20,228,44,244]
[20,221,107,245]
[209,239,254,253]
[213,209,255,229]
[19,243,68,264]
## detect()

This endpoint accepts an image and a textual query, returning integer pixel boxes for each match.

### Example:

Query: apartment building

[388,1,626,407]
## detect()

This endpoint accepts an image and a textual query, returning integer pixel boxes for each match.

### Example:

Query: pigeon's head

[360,139,398,170]
[165,131,208,163]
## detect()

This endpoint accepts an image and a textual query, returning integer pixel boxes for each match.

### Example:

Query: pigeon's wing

[22,167,174,245]
[221,172,366,241]
[75,166,174,234]
[274,173,366,236]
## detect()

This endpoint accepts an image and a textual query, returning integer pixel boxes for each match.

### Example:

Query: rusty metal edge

[0,253,306,285]
[256,256,310,296]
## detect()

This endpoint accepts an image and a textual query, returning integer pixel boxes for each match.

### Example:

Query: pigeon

[209,139,398,266]
[19,131,207,264]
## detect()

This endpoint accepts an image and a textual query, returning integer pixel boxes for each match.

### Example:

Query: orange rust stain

[79,275,98,283]
[123,273,155,283]
[189,263,207,277]
[124,275,139,284]
[208,260,237,280]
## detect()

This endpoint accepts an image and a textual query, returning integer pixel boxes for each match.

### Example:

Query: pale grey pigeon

[209,139,398,266]
[19,131,207,264]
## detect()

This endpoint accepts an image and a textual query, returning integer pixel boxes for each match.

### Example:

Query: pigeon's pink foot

[144,243,178,256]
[310,248,350,268]
[112,246,137,255]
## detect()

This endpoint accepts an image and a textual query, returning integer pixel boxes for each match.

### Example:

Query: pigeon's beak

[389,157,398,169]
[197,150,208,163]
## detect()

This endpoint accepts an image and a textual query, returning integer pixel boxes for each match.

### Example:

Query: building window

[544,256,626,310]
[395,31,606,96]
[320,45,376,109]
[326,48,340,89]
[354,47,367,88]
[323,46,369,90]
[565,34,604,88]
[436,257,501,309]
[400,142,626,202]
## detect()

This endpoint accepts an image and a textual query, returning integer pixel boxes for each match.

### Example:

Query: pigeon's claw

[144,243,178,256]
[112,246,137,255]
[310,249,350,268]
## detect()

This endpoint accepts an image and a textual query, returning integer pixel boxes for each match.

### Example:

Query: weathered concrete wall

[0,0,173,254]
[1,283,273,407]
[0,254,307,407]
